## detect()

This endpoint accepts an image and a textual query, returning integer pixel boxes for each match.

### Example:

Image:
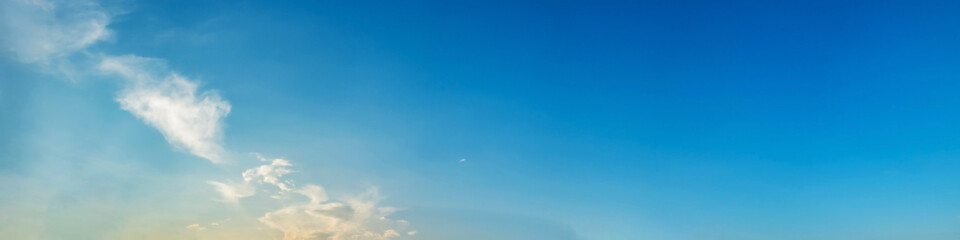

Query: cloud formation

[99,55,232,163]
[1,1,414,239]
[244,155,295,192]
[208,155,293,202]
[0,0,231,163]
[259,187,409,240]
[208,155,412,240]
[0,0,111,63]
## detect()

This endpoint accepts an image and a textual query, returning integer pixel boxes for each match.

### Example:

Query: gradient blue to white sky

[3,0,960,239]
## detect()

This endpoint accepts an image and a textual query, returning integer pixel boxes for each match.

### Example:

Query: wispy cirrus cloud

[0,0,111,63]
[99,55,232,163]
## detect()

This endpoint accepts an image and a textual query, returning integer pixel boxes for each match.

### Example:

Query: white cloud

[1,0,231,163]
[99,55,232,163]
[298,184,329,203]
[0,0,112,63]
[207,180,254,203]
[258,186,410,240]
[207,156,412,240]
[242,158,294,191]
[207,158,298,203]
[207,157,295,203]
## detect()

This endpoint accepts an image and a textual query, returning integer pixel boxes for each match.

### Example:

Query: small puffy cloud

[0,0,112,63]
[243,158,294,191]
[208,157,295,203]
[407,231,417,236]
[207,181,254,203]
[206,155,412,240]
[100,55,231,163]
[459,158,467,163]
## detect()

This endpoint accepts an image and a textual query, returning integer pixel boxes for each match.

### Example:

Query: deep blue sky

[5,0,960,239]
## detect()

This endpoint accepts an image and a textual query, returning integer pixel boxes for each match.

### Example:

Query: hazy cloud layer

[396,208,583,240]
[0,0,111,63]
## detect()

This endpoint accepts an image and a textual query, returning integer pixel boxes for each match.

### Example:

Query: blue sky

[3,0,960,239]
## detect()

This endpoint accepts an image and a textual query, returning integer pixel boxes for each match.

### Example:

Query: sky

[3,0,960,239]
